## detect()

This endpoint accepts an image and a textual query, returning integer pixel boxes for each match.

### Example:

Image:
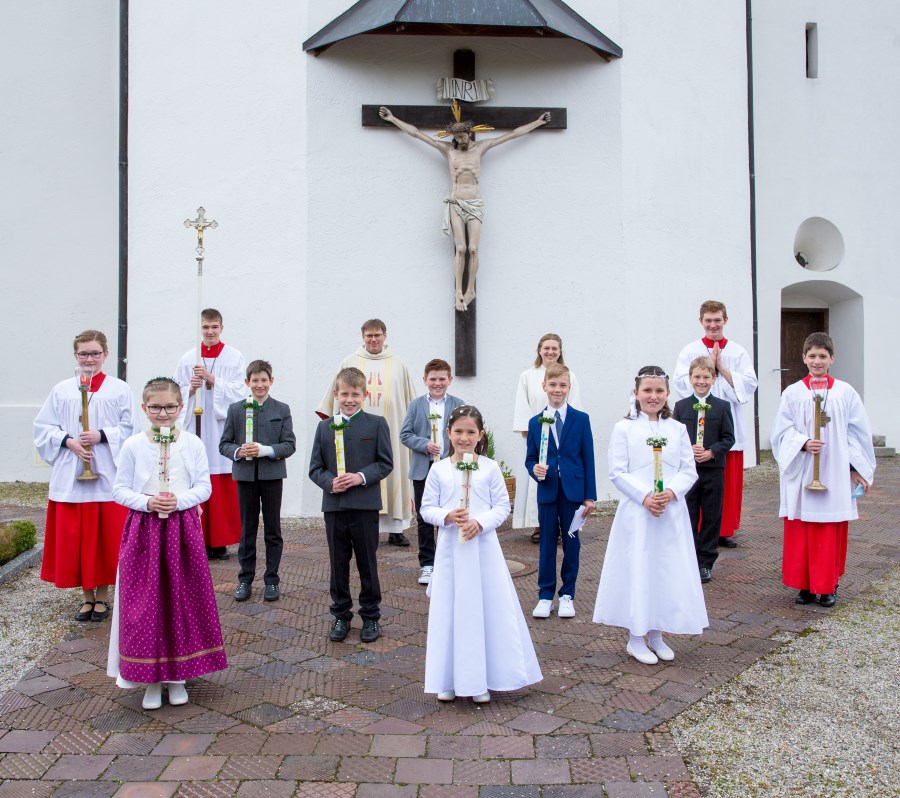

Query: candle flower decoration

[646,436,668,494]
[155,425,174,519]
[692,402,711,412]
[536,415,555,480]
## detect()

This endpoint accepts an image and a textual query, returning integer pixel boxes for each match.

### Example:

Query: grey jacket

[399,394,465,480]
[219,396,296,481]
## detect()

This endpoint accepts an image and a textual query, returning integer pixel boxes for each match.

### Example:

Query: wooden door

[780,309,828,390]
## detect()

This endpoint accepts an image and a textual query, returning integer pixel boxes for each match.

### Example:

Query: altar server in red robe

[174,308,245,559]
[34,330,141,621]
[771,333,875,608]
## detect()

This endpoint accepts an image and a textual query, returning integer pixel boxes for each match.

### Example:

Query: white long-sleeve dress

[593,414,708,636]
[421,456,542,697]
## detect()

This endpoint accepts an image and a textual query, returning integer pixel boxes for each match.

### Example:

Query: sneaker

[418,566,433,585]
[557,595,575,618]
[532,599,553,618]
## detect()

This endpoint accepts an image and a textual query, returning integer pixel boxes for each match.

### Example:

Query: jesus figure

[379,105,551,311]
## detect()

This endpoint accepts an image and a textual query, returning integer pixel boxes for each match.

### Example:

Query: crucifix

[364,50,566,376]
[183,207,218,435]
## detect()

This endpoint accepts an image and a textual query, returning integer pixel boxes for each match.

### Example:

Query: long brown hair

[533,333,566,368]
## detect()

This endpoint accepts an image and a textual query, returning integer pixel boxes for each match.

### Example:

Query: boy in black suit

[220,360,296,603]
[673,356,735,583]
[309,367,393,643]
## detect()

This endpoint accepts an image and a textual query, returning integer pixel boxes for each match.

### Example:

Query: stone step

[874,446,896,458]
[872,434,886,447]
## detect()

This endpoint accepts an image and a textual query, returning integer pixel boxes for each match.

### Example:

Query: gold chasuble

[317,346,418,532]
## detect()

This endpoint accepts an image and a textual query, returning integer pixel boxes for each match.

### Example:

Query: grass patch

[0,482,48,509]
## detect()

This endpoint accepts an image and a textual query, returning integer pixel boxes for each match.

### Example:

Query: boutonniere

[692,402,711,412]
[329,419,350,431]
[152,427,176,444]
[427,413,442,421]
[242,399,261,411]
[455,458,480,472]
[646,436,668,449]
[538,415,555,424]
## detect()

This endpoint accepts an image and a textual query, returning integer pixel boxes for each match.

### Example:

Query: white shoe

[418,566,433,585]
[557,595,575,618]
[648,637,675,661]
[472,691,491,703]
[437,690,455,701]
[167,683,189,705]
[532,599,553,618]
[142,683,162,710]
[626,640,659,665]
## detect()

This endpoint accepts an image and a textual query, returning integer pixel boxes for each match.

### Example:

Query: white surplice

[33,376,141,502]
[673,339,757,452]
[421,457,542,696]
[316,346,418,532]
[771,379,875,522]
[511,365,583,529]
[174,344,246,475]
[593,415,708,636]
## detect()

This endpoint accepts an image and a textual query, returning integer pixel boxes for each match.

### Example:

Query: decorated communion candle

[334,415,346,476]
[458,452,474,543]
[244,396,255,459]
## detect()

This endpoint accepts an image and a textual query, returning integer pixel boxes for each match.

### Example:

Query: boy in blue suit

[399,358,464,586]
[526,363,596,618]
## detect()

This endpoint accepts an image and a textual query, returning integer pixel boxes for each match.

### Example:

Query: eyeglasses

[146,404,181,414]
[76,351,105,359]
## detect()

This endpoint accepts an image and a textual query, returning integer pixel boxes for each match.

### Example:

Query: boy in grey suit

[220,360,296,603]
[309,367,393,643]
[399,358,464,586]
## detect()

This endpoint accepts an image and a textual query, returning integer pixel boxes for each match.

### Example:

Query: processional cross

[364,50,566,376]
[183,207,218,435]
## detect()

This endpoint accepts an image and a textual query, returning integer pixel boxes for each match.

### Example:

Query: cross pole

[363,49,566,376]
[183,207,218,436]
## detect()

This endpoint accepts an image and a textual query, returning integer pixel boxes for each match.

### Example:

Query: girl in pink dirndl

[107,377,227,710]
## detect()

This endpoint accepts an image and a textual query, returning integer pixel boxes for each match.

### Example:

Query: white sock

[628,634,652,654]
[648,630,665,648]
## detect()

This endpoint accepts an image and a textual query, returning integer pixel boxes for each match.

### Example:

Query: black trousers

[237,479,284,585]
[324,509,381,621]
[685,467,724,570]
[413,472,436,568]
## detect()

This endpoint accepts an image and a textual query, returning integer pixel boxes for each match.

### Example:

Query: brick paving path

[1,458,897,797]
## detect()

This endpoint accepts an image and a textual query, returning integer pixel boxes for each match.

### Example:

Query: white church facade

[2,1,896,515]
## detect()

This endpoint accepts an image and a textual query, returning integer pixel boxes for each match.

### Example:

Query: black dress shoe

[234,582,252,602]
[718,537,737,548]
[264,584,280,602]
[530,530,541,544]
[210,547,230,560]
[329,618,350,641]
[74,602,94,622]
[699,567,712,584]
[360,619,381,643]
[795,589,815,605]
[388,533,410,547]
[90,601,110,622]
[818,593,837,608]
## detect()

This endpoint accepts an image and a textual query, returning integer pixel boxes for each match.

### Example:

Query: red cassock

[200,473,242,548]
[781,519,848,595]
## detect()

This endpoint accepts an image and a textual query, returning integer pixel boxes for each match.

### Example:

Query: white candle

[696,407,706,446]
[538,421,550,481]
[245,396,255,460]
[158,426,171,519]
[334,415,346,476]
[458,453,474,543]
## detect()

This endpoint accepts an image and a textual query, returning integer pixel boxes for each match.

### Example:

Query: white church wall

[125,2,309,511]
[753,1,900,448]
[0,0,120,483]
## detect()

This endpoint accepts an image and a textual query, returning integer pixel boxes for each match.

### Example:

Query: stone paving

[1,458,897,797]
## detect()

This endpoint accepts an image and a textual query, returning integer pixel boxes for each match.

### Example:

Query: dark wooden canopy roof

[303,0,622,59]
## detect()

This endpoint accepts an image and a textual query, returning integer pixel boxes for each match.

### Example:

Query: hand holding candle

[455,453,479,542]
[427,413,442,464]
[74,366,99,481]
[244,395,255,460]
[537,415,554,481]
[154,425,176,519]
[330,415,349,476]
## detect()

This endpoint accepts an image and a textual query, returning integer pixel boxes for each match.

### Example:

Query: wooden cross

[363,49,566,376]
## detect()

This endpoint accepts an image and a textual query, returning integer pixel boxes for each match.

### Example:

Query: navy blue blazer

[525,406,597,504]
[672,395,735,469]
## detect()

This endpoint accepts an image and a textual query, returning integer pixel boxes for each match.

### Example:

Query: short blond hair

[334,367,366,392]
[544,363,570,382]
[689,356,716,376]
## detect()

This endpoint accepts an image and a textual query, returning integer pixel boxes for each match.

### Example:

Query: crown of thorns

[435,99,494,138]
